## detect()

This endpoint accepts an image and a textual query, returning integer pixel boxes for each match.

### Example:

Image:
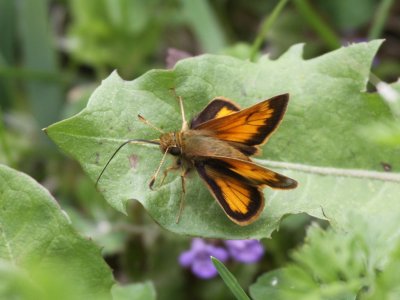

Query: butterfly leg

[159,159,181,187]
[176,167,190,224]
[149,147,170,190]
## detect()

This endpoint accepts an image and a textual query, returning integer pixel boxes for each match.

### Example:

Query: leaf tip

[278,43,305,61]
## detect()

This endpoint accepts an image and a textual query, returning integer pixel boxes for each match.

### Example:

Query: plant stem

[181,0,227,53]
[368,0,394,40]
[0,106,15,167]
[369,73,400,119]
[293,0,341,50]
[0,66,70,84]
[249,0,289,62]
[256,159,400,183]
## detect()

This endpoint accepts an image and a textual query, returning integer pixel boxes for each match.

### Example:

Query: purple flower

[225,240,264,263]
[179,238,228,279]
[166,48,192,69]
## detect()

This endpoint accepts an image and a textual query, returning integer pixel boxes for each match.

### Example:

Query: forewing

[190,97,240,128]
[195,161,264,225]
[194,94,289,146]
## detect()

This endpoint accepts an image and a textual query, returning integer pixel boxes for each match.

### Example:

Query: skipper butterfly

[97,93,297,225]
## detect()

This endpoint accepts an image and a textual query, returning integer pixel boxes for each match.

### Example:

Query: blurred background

[0,0,399,299]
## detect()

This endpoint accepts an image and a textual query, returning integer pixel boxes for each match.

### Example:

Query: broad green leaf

[46,40,400,239]
[111,282,156,300]
[0,164,114,299]
[248,269,288,299]
[0,260,41,300]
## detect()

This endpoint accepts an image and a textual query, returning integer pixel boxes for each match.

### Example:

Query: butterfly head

[159,132,182,156]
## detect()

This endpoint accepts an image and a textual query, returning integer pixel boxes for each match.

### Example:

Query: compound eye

[169,147,181,156]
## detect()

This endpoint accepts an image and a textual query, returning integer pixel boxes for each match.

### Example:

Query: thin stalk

[368,0,394,40]
[0,66,71,85]
[181,0,227,53]
[250,0,289,62]
[0,107,15,167]
[369,73,400,119]
[256,159,400,183]
[293,0,341,50]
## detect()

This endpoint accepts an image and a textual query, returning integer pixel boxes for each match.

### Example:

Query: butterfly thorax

[159,130,249,161]
[179,130,249,161]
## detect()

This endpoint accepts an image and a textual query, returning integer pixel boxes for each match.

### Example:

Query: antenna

[169,88,188,130]
[95,139,159,186]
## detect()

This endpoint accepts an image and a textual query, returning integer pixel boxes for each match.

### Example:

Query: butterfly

[97,93,297,226]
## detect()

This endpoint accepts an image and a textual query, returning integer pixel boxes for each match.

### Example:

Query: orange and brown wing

[195,160,264,225]
[198,156,297,190]
[190,97,240,128]
[193,94,289,147]
[194,156,297,225]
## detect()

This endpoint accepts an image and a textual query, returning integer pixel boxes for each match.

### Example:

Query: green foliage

[1,1,400,298]
[365,244,400,300]
[67,0,177,77]
[0,164,114,299]
[250,216,400,299]
[316,0,377,31]
[18,0,63,128]
[47,40,400,240]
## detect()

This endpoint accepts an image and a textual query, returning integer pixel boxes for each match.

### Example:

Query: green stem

[368,0,394,39]
[369,72,400,119]
[0,66,71,84]
[0,106,15,167]
[250,0,289,62]
[256,159,400,183]
[181,0,227,53]
[293,0,341,50]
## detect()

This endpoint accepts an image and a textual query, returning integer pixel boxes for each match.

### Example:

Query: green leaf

[250,220,378,300]
[111,282,156,300]
[46,40,400,239]
[364,242,400,300]
[248,269,287,299]
[211,257,250,300]
[0,164,114,299]
[67,0,172,77]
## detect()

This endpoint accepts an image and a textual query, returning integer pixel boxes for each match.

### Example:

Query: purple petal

[191,257,218,279]
[225,240,264,263]
[179,239,229,278]
[191,238,207,252]
[179,250,195,267]
[207,245,229,262]
[166,48,192,69]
